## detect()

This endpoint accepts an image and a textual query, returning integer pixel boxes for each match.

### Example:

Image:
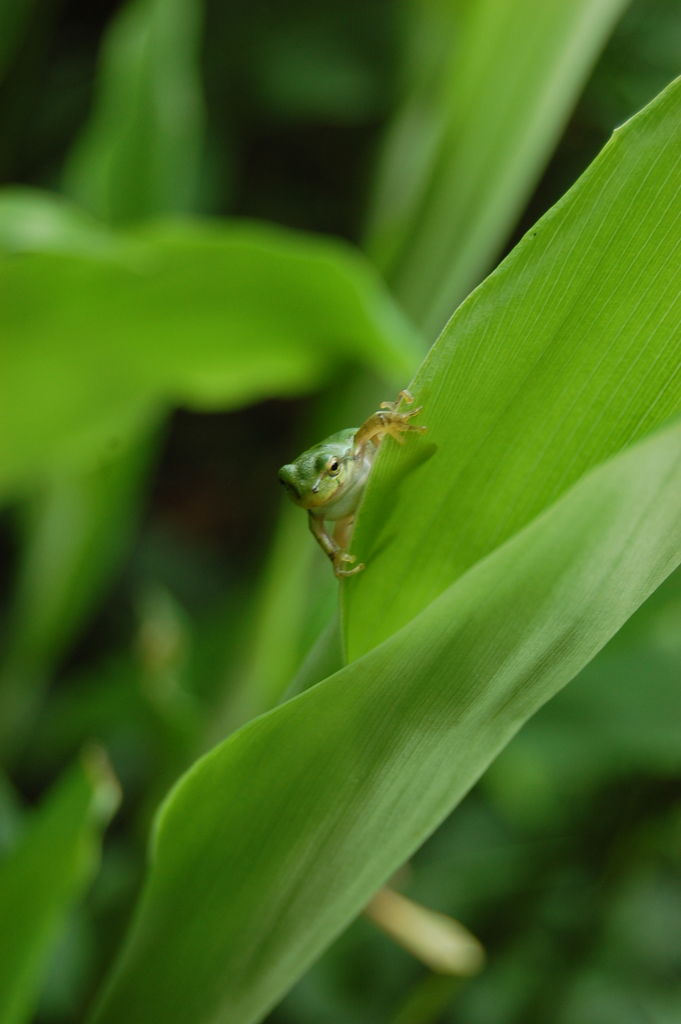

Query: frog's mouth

[278,473,343,510]
[299,477,345,510]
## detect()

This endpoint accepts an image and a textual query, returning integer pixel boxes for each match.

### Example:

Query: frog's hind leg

[333,514,355,552]
[309,511,364,578]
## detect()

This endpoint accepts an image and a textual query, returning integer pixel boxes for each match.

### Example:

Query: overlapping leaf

[347,75,681,660]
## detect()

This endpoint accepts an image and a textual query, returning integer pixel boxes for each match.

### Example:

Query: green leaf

[0,197,420,497]
[62,0,204,223]
[486,564,681,814]
[0,751,119,1024]
[0,188,122,255]
[204,500,336,743]
[347,75,681,660]
[89,416,681,1024]
[0,772,21,855]
[365,0,627,333]
[0,428,158,750]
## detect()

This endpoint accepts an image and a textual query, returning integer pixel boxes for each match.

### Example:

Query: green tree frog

[278,390,425,578]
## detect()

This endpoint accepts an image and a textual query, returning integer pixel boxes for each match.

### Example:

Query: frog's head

[278,435,354,511]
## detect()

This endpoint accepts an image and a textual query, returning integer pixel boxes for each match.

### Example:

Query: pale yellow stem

[365,887,485,976]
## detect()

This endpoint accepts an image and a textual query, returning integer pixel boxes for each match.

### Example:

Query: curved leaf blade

[89,416,681,1024]
[347,75,681,660]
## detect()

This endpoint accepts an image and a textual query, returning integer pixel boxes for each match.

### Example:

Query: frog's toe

[384,388,413,407]
[333,551,365,577]
[380,390,415,413]
[335,561,365,578]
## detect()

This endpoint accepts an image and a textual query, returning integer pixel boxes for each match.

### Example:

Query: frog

[278,390,426,578]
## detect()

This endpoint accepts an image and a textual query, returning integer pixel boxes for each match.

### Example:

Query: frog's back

[319,427,357,450]
[295,428,356,475]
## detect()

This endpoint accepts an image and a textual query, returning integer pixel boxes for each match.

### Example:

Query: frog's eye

[327,457,341,477]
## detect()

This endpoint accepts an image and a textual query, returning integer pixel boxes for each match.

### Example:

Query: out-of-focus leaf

[0,189,122,255]
[62,0,204,224]
[0,427,158,751]
[0,751,119,1024]
[0,196,421,497]
[0,191,159,755]
[21,620,197,812]
[89,417,681,1024]
[18,657,148,783]
[0,773,21,854]
[365,0,627,334]
[346,75,681,659]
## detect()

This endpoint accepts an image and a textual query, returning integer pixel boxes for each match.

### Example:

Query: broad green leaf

[347,75,681,660]
[0,752,119,1024]
[0,200,420,496]
[89,416,681,1024]
[365,0,627,334]
[62,0,204,223]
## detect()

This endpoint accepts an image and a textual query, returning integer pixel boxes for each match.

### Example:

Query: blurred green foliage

[1,0,680,1021]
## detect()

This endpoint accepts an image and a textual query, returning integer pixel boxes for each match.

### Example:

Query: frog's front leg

[308,512,365,578]
[353,389,426,454]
